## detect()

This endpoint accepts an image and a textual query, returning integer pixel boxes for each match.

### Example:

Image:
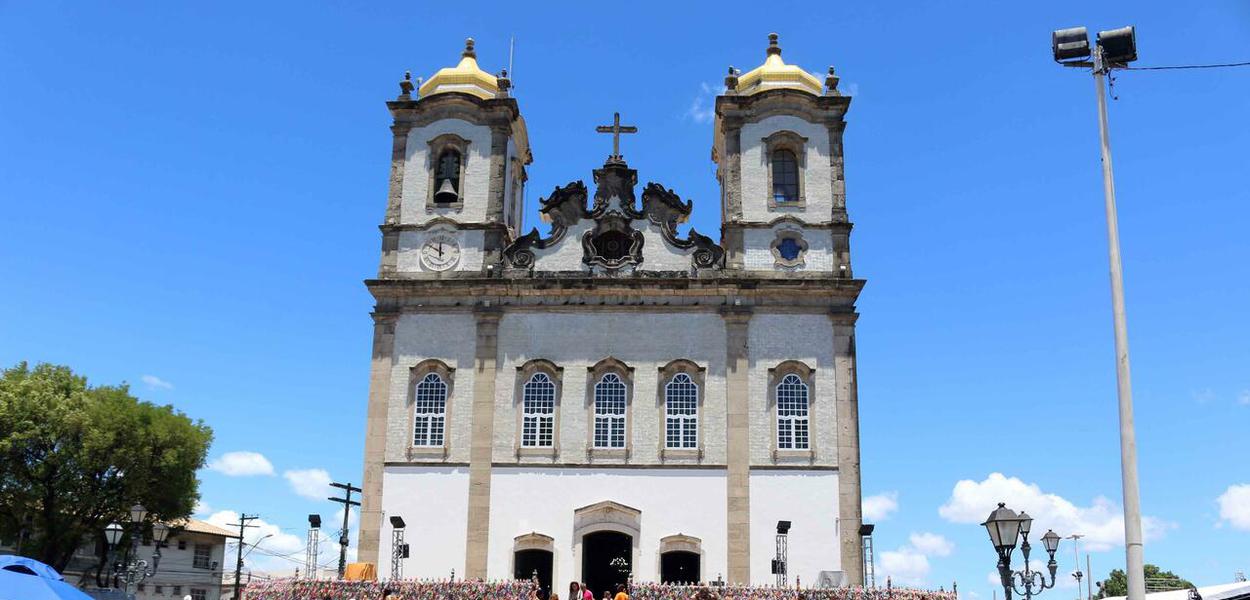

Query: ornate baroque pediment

[501,160,725,271]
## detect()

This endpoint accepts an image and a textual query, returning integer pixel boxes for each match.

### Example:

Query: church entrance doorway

[581,531,632,599]
[659,550,700,584]
[514,549,553,598]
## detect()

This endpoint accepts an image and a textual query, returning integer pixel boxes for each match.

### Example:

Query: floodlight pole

[1091,45,1146,600]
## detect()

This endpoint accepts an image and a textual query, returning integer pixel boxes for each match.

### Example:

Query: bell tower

[713,34,852,276]
[378,38,532,276]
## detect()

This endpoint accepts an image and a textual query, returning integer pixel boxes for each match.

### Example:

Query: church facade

[357,35,865,593]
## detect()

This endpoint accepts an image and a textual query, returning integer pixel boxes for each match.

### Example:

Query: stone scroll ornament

[502,180,589,268]
[641,182,726,269]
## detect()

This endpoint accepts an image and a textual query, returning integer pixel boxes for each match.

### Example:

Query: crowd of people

[241,578,957,600]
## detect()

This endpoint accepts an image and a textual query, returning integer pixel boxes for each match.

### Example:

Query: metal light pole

[1067,535,1084,600]
[104,504,170,598]
[1052,25,1146,600]
[982,503,1063,600]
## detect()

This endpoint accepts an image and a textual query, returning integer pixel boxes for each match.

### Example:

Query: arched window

[593,373,627,448]
[413,373,447,447]
[776,373,809,449]
[434,148,462,203]
[521,373,556,447]
[664,373,698,449]
[771,149,799,204]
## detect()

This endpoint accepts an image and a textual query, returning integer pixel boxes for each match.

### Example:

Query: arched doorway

[660,551,700,584]
[582,531,632,599]
[514,549,553,598]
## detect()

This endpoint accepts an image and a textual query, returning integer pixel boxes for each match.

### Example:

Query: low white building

[0,519,233,600]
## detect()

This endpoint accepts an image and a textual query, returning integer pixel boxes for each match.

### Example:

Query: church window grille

[413,373,447,447]
[434,149,462,203]
[665,373,698,449]
[772,149,800,204]
[521,373,556,447]
[776,373,809,449]
[593,373,627,448]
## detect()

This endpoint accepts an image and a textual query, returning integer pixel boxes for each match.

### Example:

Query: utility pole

[329,481,362,579]
[231,514,259,600]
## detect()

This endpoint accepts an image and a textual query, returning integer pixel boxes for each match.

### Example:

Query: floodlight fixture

[308,514,321,528]
[776,520,791,535]
[390,516,406,529]
[1097,26,1137,65]
[1052,27,1091,63]
[859,524,875,536]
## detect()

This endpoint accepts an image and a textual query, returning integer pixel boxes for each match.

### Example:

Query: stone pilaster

[721,308,752,584]
[831,316,863,585]
[465,307,502,578]
[357,312,397,566]
[380,123,411,276]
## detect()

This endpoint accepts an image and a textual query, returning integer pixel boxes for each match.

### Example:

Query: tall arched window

[434,148,462,203]
[593,373,627,448]
[413,373,447,447]
[521,372,556,447]
[665,373,698,449]
[776,373,809,449]
[771,149,799,204]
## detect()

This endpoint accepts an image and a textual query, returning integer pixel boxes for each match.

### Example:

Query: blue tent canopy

[0,555,94,600]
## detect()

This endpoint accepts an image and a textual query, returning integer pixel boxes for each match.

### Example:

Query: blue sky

[2,0,1248,593]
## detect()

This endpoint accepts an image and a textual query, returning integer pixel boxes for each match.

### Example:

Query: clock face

[419,234,461,271]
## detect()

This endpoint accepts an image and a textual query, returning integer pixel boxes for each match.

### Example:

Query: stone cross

[595,112,637,163]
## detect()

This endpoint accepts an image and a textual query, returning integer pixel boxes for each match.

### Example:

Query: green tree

[0,362,213,571]
[1097,565,1195,598]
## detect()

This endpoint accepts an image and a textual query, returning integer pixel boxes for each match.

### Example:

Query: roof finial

[463,37,476,59]
[725,65,739,93]
[398,70,415,100]
[767,33,781,56]
[824,66,841,96]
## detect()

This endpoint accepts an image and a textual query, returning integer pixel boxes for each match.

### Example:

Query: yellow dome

[735,33,824,96]
[417,38,500,100]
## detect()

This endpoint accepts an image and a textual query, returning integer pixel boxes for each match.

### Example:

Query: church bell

[434,178,459,204]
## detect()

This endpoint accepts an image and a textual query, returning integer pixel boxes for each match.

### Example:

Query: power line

[1126,61,1250,71]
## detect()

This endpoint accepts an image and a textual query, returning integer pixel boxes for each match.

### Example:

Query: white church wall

[487,466,729,585]
[636,220,696,271]
[380,465,471,580]
[748,469,841,585]
[739,115,834,223]
[746,313,838,467]
[530,221,594,271]
[396,228,486,273]
[401,118,494,225]
[388,312,477,463]
[492,312,728,465]
[742,227,835,272]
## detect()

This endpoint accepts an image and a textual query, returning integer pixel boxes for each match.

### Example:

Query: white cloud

[284,468,333,501]
[908,532,953,557]
[208,451,275,477]
[206,510,305,573]
[684,82,719,124]
[193,500,211,516]
[141,374,173,390]
[1217,484,1250,530]
[881,547,931,585]
[863,492,900,522]
[939,473,1173,552]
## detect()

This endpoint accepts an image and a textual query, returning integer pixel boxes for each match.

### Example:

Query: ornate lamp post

[105,503,170,597]
[983,503,1062,600]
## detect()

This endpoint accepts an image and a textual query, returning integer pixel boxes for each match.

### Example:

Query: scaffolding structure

[860,524,876,588]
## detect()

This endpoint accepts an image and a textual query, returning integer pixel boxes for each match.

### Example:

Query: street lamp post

[1052,24,1146,600]
[983,503,1062,600]
[104,503,170,598]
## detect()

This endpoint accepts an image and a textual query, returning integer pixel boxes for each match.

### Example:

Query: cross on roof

[595,112,637,164]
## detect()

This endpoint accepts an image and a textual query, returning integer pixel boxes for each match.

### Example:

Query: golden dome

[417,38,500,100]
[735,33,824,96]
